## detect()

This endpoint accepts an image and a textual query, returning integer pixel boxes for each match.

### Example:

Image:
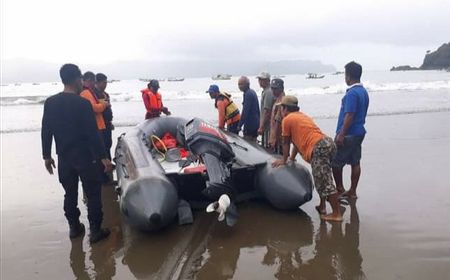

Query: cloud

[2,0,449,69]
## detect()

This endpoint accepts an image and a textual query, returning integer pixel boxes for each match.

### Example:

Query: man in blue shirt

[332,61,369,199]
[238,76,260,141]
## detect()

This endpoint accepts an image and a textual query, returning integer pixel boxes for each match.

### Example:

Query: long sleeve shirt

[238,88,260,133]
[41,92,106,160]
[80,88,107,130]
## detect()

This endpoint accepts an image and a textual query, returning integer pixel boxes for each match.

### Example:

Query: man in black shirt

[93,73,113,160]
[94,73,114,183]
[41,64,113,243]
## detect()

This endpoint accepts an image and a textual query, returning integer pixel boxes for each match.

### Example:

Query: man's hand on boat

[162,107,171,116]
[44,158,56,174]
[272,159,286,168]
[101,159,115,172]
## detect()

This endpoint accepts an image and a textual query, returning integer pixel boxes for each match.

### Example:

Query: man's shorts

[311,136,337,197]
[332,135,365,168]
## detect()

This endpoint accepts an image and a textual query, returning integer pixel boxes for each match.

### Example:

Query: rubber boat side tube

[115,117,187,231]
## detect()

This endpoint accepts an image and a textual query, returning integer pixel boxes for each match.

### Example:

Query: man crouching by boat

[206,84,241,134]
[141,79,171,119]
[41,64,114,243]
[272,95,342,222]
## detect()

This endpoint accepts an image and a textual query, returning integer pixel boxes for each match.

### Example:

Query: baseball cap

[256,72,271,79]
[276,95,298,107]
[270,78,284,89]
[206,84,220,93]
[148,79,160,89]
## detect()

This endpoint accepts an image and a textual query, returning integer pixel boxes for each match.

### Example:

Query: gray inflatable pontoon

[114,117,313,231]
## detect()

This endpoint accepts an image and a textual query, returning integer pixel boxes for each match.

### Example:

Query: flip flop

[320,214,343,222]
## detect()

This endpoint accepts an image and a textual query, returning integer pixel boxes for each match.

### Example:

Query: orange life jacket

[141,88,163,118]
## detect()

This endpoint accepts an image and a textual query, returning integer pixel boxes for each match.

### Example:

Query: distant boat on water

[32,82,40,85]
[332,71,344,75]
[14,83,21,86]
[306,73,325,79]
[273,75,285,79]
[139,78,151,82]
[212,74,232,80]
[108,79,120,83]
[167,77,184,82]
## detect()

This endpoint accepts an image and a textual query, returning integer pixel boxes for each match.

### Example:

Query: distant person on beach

[332,62,369,199]
[41,64,113,243]
[237,76,260,141]
[141,79,171,119]
[94,73,114,183]
[206,84,241,134]
[268,78,285,154]
[256,72,274,148]
[272,95,342,221]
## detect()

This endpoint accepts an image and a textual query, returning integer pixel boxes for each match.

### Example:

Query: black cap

[148,79,160,89]
[270,78,284,89]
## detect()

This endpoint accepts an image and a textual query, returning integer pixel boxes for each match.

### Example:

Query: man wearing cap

[272,95,343,222]
[237,76,260,141]
[268,78,285,154]
[256,72,275,148]
[206,85,241,134]
[141,80,171,119]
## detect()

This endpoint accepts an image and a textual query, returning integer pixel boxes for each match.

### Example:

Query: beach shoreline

[1,111,450,279]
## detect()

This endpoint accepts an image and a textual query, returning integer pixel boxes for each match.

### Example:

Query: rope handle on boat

[150,135,167,162]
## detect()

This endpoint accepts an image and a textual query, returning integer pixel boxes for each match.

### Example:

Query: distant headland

[391,42,450,71]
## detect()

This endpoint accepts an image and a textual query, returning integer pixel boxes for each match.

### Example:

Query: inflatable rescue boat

[114,117,313,231]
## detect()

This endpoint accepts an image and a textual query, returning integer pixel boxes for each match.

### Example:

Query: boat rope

[150,135,167,162]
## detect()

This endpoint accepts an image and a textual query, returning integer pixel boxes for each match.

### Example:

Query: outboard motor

[185,118,235,200]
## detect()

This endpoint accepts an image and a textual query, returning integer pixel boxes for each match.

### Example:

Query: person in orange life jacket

[206,84,241,134]
[93,73,114,161]
[141,79,171,119]
[80,72,110,131]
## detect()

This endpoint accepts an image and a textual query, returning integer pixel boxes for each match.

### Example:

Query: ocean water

[1,70,449,133]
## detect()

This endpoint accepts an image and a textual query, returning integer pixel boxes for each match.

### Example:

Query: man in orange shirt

[206,85,240,134]
[80,72,110,131]
[272,95,342,222]
[80,72,111,184]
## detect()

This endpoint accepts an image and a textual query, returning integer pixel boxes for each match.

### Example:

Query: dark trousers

[101,129,113,183]
[102,129,112,160]
[58,154,103,228]
[227,122,240,134]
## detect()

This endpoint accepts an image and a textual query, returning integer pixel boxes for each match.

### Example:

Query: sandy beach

[1,111,450,279]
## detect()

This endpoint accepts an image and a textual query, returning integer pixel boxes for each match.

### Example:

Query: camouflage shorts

[311,136,337,197]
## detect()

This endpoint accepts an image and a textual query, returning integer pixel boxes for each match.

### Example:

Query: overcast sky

[2,0,449,70]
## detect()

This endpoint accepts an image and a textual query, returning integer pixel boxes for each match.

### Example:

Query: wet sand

[1,111,450,279]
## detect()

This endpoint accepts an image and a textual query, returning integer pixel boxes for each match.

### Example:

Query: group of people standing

[42,61,368,244]
[206,62,369,222]
[41,64,115,243]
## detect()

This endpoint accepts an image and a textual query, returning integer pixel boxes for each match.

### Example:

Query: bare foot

[320,213,343,222]
[341,191,357,199]
[315,205,326,215]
